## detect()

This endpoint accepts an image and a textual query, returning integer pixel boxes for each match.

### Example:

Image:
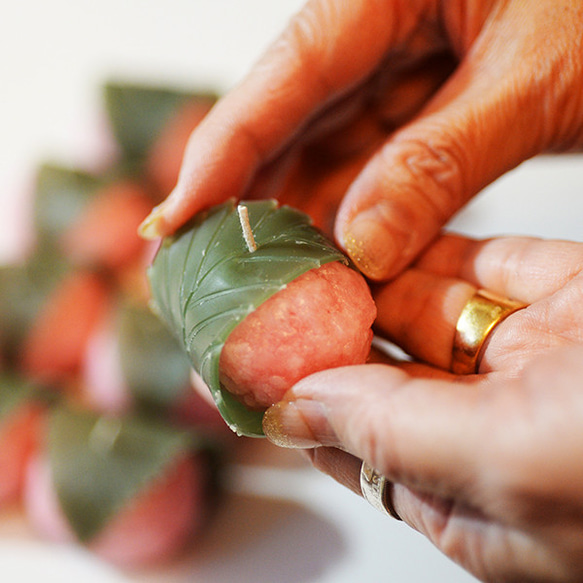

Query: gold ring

[452,289,526,375]
[360,461,401,520]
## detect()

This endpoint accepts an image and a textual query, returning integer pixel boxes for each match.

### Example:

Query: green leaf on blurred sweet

[117,301,191,410]
[0,375,38,424]
[48,405,193,543]
[147,199,347,438]
[0,249,69,363]
[3,148,104,362]
[34,163,104,247]
[103,82,217,165]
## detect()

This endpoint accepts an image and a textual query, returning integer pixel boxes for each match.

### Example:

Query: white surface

[1,1,582,582]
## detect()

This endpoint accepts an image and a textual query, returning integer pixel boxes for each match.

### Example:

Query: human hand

[139,0,583,280]
[262,234,583,582]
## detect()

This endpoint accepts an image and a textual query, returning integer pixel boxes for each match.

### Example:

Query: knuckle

[390,130,469,223]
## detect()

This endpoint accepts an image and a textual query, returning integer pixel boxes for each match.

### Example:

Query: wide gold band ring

[451,290,526,375]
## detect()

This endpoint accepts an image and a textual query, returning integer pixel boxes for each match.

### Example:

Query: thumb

[335,3,575,280]
[263,364,486,498]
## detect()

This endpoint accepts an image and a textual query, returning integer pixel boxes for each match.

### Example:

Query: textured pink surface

[220,261,376,409]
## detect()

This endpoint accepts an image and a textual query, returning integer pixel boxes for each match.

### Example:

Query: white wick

[237,205,257,252]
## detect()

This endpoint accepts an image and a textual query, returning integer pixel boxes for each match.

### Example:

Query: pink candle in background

[0,404,44,508]
[24,453,207,569]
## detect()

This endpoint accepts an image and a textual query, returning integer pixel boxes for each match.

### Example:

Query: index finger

[138,0,427,239]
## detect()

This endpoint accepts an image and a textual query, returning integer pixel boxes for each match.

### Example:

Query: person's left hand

[263,233,583,582]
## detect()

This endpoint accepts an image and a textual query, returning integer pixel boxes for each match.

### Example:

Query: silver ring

[360,461,401,520]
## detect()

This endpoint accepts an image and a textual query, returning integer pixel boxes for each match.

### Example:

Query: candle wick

[237,205,257,252]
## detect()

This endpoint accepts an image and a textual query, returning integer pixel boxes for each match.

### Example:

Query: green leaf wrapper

[0,253,68,362]
[48,406,194,543]
[103,82,217,166]
[34,164,104,248]
[147,199,347,437]
[1,164,102,362]
[0,375,38,425]
[116,301,192,410]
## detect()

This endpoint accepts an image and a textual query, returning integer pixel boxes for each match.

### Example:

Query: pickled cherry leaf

[48,405,193,543]
[116,301,191,410]
[103,82,217,165]
[0,165,99,362]
[0,252,69,363]
[34,164,104,248]
[0,375,39,424]
[147,199,347,437]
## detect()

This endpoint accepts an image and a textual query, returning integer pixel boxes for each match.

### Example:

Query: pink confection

[60,180,152,272]
[21,271,110,385]
[81,310,131,415]
[146,100,214,197]
[219,261,376,410]
[0,405,43,507]
[24,453,207,569]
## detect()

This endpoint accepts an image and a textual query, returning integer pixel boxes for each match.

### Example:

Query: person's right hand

[140,0,583,281]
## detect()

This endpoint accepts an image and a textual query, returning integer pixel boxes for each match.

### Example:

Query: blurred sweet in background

[0,82,234,569]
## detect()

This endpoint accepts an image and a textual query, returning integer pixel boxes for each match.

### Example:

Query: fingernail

[263,399,339,449]
[138,204,168,240]
[344,208,397,280]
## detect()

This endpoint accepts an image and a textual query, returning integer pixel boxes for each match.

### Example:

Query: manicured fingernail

[263,399,338,449]
[344,208,397,280]
[138,204,167,240]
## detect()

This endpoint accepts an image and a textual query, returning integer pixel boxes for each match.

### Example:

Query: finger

[302,447,363,496]
[139,0,427,238]
[306,447,563,583]
[335,4,572,280]
[374,53,457,130]
[373,266,543,375]
[299,447,532,582]
[416,233,583,304]
[274,147,371,236]
[252,55,458,229]
[303,53,456,160]
[263,364,486,501]
[370,339,460,380]
[373,269,476,370]
[271,350,583,581]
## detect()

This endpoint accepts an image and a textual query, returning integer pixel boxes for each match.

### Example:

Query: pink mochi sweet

[0,404,43,507]
[219,261,376,410]
[24,452,208,569]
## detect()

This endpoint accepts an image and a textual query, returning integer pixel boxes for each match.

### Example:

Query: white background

[1,1,582,582]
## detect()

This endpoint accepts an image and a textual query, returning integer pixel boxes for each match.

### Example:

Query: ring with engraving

[360,461,401,520]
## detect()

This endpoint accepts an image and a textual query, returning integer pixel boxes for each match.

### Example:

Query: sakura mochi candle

[148,199,376,437]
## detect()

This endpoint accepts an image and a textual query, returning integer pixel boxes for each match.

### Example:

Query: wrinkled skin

[138,1,583,581]
[140,0,583,279]
[265,234,583,582]
[25,453,204,569]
